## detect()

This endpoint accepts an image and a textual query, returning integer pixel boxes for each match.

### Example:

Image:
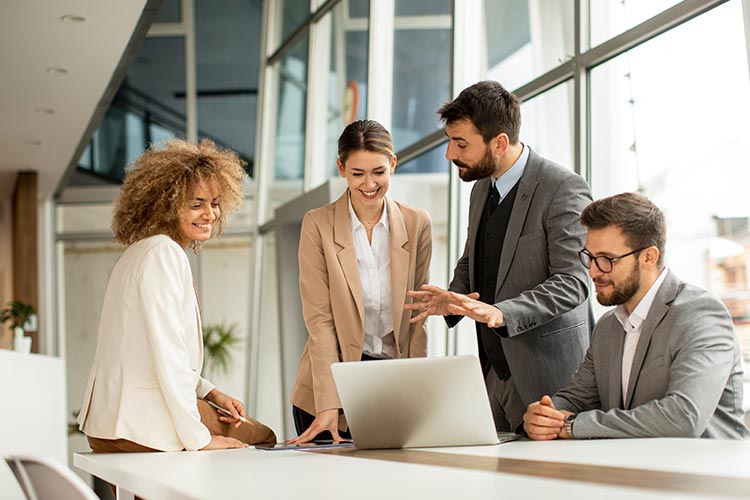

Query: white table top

[74,438,750,500]
[431,437,750,479]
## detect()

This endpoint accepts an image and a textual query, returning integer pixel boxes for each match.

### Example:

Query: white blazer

[78,235,214,451]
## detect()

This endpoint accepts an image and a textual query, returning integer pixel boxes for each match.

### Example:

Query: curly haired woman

[78,138,275,453]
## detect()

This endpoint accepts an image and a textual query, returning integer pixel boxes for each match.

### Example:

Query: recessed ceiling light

[35,107,55,115]
[46,67,68,75]
[25,139,43,146]
[60,14,86,23]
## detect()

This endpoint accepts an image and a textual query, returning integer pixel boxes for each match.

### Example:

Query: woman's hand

[205,389,247,429]
[200,435,249,450]
[286,408,343,445]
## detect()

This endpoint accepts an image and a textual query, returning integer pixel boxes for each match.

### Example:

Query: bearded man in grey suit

[524,193,749,440]
[407,81,593,432]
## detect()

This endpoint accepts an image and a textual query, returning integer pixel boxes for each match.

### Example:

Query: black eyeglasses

[578,247,649,273]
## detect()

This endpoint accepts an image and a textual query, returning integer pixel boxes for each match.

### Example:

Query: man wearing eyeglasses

[523,192,749,440]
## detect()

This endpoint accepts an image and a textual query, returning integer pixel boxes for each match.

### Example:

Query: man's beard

[454,146,497,182]
[594,263,641,307]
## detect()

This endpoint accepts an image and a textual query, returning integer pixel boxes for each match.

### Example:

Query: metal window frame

[248,0,742,418]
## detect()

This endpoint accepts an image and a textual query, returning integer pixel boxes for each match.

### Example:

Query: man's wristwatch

[564,414,576,439]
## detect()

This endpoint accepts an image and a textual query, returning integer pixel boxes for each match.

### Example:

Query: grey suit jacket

[448,148,593,406]
[553,270,750,439]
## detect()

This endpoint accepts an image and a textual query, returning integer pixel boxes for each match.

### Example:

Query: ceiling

[0,0,152,199]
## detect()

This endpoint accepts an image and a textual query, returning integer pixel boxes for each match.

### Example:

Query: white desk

[75,438,750,500]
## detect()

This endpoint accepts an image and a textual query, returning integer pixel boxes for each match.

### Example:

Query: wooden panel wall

[12,171,39,352]
[0,199,13,349]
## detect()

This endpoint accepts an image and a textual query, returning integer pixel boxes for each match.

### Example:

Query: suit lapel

[387,198,409,346]
[605,315,625,410]
[623,271,677,408]
[333,192,365,328]
[496,150,539,289]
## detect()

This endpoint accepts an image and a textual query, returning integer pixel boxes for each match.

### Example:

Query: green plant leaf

[0,300,36,330]
[201,321,243,376]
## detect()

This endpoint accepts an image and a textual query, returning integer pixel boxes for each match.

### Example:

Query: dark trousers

[292,405,352,441]
[292,352,382,440]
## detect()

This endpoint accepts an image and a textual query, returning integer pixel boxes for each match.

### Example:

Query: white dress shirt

[614,267,669,397]
[349,196,395,358]
[492,143,528,201]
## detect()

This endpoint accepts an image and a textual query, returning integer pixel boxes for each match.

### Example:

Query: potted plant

[0,300,36,353]
[0,300,36,331]
[202,321,243,377]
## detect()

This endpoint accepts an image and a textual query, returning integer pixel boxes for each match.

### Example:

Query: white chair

[4,454,99,500]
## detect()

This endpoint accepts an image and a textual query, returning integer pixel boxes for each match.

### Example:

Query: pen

[206,400,254,426]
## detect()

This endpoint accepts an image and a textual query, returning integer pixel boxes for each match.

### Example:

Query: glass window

[76,37,186,184]
[276,0,311,47]
[126,37,187,125]
[274,38,308,182]
[392,21,451,164]
[589,0,682,48]
[85,108,145,182]
[348,0,370,18]
[390,151,449,355]
[520,80,574,171]
[326,1,370,177]
[154,0,182,23]
[589,0,750,365]
[195,0,262,177]
[395,0,451,16]
[396,147,447,175]
[484,0,574,91]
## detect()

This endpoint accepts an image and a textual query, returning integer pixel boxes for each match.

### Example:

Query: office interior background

[2,0,750,483]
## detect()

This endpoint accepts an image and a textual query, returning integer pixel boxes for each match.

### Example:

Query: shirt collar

[614,267,669,331]
[493,143,528,198]
[348,192,389,232]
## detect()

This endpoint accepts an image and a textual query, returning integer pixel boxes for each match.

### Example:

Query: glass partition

[520,80,574,170]
[325,1,370,177]
[274,0,311,49]
[391,1,452,160]
[391,149,450,355]
[589,0,682,48]
[483,0,574,91]
[75,36,187,183]
[195,0,262,176]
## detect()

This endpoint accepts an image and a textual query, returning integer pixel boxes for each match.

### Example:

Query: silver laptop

[332,355,508,449]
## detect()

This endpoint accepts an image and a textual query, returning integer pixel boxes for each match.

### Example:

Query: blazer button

[516,326,522,333]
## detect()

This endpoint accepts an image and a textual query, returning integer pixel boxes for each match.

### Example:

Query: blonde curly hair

[112,138,247,252]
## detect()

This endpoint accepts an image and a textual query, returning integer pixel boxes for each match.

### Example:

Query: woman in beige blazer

[289,120,432,444]
[78,138,275,453]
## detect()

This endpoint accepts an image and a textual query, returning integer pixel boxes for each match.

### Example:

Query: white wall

[0,350,67,499]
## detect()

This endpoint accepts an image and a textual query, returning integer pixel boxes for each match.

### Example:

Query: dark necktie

[488,182,500,215]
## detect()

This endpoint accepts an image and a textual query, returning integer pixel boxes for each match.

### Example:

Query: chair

[4,454,99,500]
